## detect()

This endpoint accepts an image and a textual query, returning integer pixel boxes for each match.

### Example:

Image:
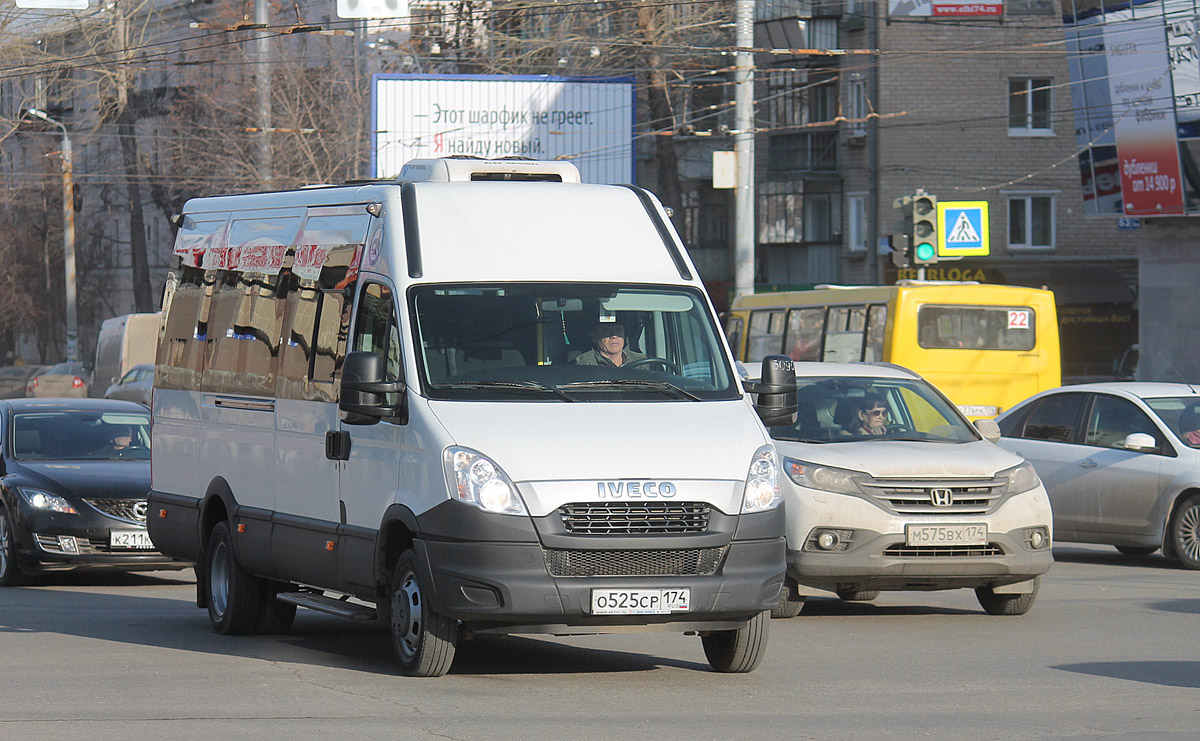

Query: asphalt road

[1,544,1197,740]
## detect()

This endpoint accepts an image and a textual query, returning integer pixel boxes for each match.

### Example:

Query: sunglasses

[865,408,887,416]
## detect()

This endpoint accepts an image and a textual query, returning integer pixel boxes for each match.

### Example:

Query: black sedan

[0,398,190,584]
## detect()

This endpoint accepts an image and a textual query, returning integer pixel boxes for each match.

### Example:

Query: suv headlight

[444,447,527,515]
[998,461,1041,495]
[783,458,868,496]
[17,488,78,514]
[742,446,782,513]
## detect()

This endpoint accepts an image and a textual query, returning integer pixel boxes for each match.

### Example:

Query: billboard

[1065,0,1200,216]
[372,75,635,184]
[888,0,1003,16]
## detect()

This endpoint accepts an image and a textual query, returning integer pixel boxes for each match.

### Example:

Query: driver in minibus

[572,322,646,368]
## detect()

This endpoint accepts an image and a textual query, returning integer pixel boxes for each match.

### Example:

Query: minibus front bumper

[413,505,786,632]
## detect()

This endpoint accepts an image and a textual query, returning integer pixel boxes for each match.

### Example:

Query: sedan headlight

[742,446,782,513]
[998,461,1041,495]
[783,458,868,496]
[444,447,527,515]
[17,488,78,515]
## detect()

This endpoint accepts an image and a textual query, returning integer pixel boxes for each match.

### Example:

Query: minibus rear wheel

[206,521,264,635]
[701,610,770,673]
[388,549,458,677]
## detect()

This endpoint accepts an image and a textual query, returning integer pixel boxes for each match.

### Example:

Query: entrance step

[276,590,378,620]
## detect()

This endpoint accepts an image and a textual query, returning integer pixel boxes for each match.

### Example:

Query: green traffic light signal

[911,192,938,264]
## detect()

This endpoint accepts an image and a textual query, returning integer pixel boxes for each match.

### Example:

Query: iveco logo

[929,489,954,507]
[132,501,149,522]
[596,481,677,498]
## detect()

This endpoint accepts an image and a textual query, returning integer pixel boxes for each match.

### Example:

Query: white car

[765,363,1054,616]
[995,382,1200,569]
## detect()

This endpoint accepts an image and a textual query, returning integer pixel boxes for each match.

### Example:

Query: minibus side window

[824,306,867,362]
[157,265,208,391]
[724,316,744,361]
[352,282,403,406]
[865,304,888,361]
[785,308,823,361]
[747,309,785,363]
[202,271,282,395]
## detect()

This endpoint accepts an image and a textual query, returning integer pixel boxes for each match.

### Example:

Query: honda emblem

[929,489,953,507]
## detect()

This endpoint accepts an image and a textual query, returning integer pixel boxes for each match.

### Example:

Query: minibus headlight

[783,458,866,496]
[444,447,527,515]
[741,446,782,513]
[999,461,1041,495]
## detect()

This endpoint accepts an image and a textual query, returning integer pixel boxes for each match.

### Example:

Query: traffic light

[889,233,910,268]
[911,192,937,264]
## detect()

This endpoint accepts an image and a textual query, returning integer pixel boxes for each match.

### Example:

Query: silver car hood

[774,438,1023,479]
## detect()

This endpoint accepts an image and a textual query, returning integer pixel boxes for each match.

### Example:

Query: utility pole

[733,0,756,299]
[27,108,78,362]
[255,0,273,186]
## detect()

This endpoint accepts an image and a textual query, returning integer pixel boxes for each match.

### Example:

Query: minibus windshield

[411,283,739,401]
[767,376,978,443]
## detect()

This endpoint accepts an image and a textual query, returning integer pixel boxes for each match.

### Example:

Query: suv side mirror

[339,351,407,425]
[746,354,797,427]
[974,418,1001,444]
[1122,432,1157,452]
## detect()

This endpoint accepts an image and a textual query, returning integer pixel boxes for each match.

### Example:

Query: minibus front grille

[883,544,1005,558]
[542,546,727,577]
[859,480,1004,515]
[558,502,711,535]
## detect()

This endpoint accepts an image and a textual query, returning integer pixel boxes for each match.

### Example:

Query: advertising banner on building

[888,0,1002,16]
[1105,18,1185,215]
[1064,0,1200,216]
[373,75,634,184]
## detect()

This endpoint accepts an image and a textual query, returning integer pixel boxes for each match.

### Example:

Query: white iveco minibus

[148,157,797,676]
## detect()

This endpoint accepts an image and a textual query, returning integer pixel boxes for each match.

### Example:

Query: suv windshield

[412,283,738,401]
[12,411,152,461]
[768,375,978,443]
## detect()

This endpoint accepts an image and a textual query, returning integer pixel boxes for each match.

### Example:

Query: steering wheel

[114,444,148,459]
[625,357,681,374]
[886,423,914,435]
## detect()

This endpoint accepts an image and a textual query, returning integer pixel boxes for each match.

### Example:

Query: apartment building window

[846,193,868,252]
[758,0,810,20]
[1009,78,1053,136]
[1008,194,1056,250]
[847,76,868,137]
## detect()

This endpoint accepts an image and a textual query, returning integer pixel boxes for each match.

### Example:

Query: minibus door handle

[325,430,351,461]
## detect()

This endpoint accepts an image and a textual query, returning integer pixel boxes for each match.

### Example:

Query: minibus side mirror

[340,351,407,425]
[974,418,1001,444]
[746,354,797,427]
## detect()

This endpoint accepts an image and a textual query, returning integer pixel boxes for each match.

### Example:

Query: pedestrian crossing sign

[936,201,989,258]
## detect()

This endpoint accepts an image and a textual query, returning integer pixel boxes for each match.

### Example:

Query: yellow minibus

[726,281,1060,419]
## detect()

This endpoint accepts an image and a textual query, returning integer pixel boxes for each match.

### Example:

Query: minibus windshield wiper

[434,380,578,402]
[558,379,702,401]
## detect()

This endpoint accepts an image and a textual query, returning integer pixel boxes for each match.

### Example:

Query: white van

[762,363,1054,617]
[91,312,163,398]
[147,158,796,676]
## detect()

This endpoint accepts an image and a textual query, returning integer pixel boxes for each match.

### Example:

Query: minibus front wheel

[701,610,770,673]
[388,549,458,677]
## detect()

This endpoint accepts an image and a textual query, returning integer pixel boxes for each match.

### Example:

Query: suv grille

[860,479,1003,515]
[542,546,727,577]
[558,502,710,535]
[83,498,148,524]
